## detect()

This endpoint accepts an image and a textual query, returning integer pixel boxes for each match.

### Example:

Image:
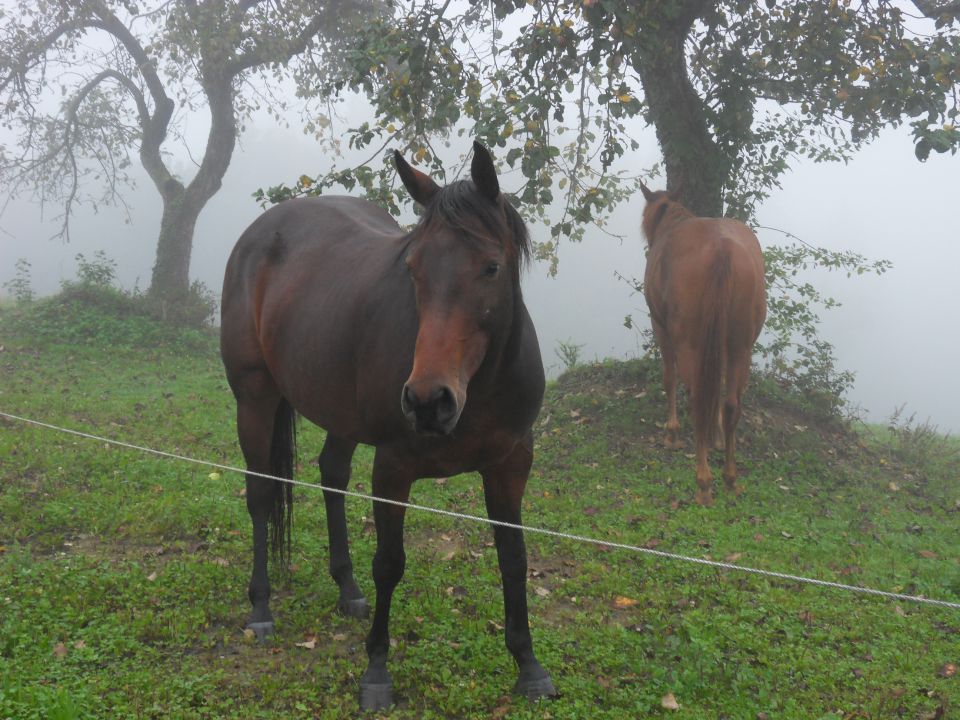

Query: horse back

[645,217,766,348]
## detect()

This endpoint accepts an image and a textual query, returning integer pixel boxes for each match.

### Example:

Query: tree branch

[228,13,329,75]
[86,1,175,191]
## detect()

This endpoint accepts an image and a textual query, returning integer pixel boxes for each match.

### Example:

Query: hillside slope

[1,295,958,719]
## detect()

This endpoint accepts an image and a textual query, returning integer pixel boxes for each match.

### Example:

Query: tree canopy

[260,0,957,396]
[0,0,382,301]
[272,0,959,232]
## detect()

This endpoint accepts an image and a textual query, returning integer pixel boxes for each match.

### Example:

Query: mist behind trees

[2,97,957,433]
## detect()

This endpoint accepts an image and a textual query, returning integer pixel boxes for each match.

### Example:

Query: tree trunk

[146,71,236,303]
[631,3,727,217]
[149,180,201,303]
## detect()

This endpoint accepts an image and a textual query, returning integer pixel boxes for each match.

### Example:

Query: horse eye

[483,262,500,278]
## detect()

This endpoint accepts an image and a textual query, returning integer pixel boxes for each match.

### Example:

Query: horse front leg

[481,436,557,701]
[358,454,412,711]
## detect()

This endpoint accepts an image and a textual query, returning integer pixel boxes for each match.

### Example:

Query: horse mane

[419,179,532,270]
[642,191,695,244]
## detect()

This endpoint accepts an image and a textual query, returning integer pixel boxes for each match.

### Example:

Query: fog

[2,97,958,433]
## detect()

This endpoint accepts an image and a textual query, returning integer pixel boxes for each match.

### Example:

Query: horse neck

[644,201,695,246]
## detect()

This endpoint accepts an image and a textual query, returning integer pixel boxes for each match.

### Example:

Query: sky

[1,83,959,434]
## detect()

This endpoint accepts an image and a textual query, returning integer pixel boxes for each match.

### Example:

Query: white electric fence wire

[2,410,958,610]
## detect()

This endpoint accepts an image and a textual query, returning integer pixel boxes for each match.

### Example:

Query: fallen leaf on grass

[919,550,939,559]
[724,552,743,563]
[939,663,957,678]
[242,629,256,642]
[146,571,158,582]
[53,642,68,658]
[583,506,598,517]
[613,595,638,609]
[534,586,551,598]
[644,538,662,549]
[332,633,348,642]
[295,637,317,650]
[661,692,680,710]
[441,550,456,561]
[490,697,513,719]
[73,640,86,650]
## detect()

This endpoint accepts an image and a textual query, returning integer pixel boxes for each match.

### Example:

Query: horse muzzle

[400,381,463,436]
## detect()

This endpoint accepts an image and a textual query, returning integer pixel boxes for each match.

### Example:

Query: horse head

[639,180,684,244]
[395,141,530,435]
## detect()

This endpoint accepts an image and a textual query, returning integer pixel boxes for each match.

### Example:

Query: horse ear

[639,179,655,203]
[470,141,500,202]
[394,150,440,206]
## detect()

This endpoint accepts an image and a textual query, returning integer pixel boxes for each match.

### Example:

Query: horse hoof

[513,674,558,701]
[694,490,714,507]
[246,620,275,642]
[338,596,370,619]
[725,481,743,496]
[359,682,394,711]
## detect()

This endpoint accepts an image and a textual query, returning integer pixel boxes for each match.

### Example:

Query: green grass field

[1,291,958,719]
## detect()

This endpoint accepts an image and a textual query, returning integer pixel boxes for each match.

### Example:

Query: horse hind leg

[676,349,713,504]
[715,357,728,450]
[318,435,369,618]
[722,353,750,496]
[655,323,683,449]
[234,372,293,640]
[692,409,715,506]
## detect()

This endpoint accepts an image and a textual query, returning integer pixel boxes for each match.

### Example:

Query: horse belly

[255,252,395,443]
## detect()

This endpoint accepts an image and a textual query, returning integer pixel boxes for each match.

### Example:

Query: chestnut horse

[640,183,766,506]
[220,142,555,710]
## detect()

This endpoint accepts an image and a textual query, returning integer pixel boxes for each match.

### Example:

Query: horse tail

[695,245,731,448]
[268,397,297,567]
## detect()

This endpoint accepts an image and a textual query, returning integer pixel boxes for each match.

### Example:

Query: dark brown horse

[220,142,555,709]
[640,183,766,506]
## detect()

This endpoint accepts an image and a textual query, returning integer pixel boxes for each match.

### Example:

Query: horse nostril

[401,384,417,416]
[432,386,457,426]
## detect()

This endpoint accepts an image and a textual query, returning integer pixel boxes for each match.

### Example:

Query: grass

[1,290,959,719]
